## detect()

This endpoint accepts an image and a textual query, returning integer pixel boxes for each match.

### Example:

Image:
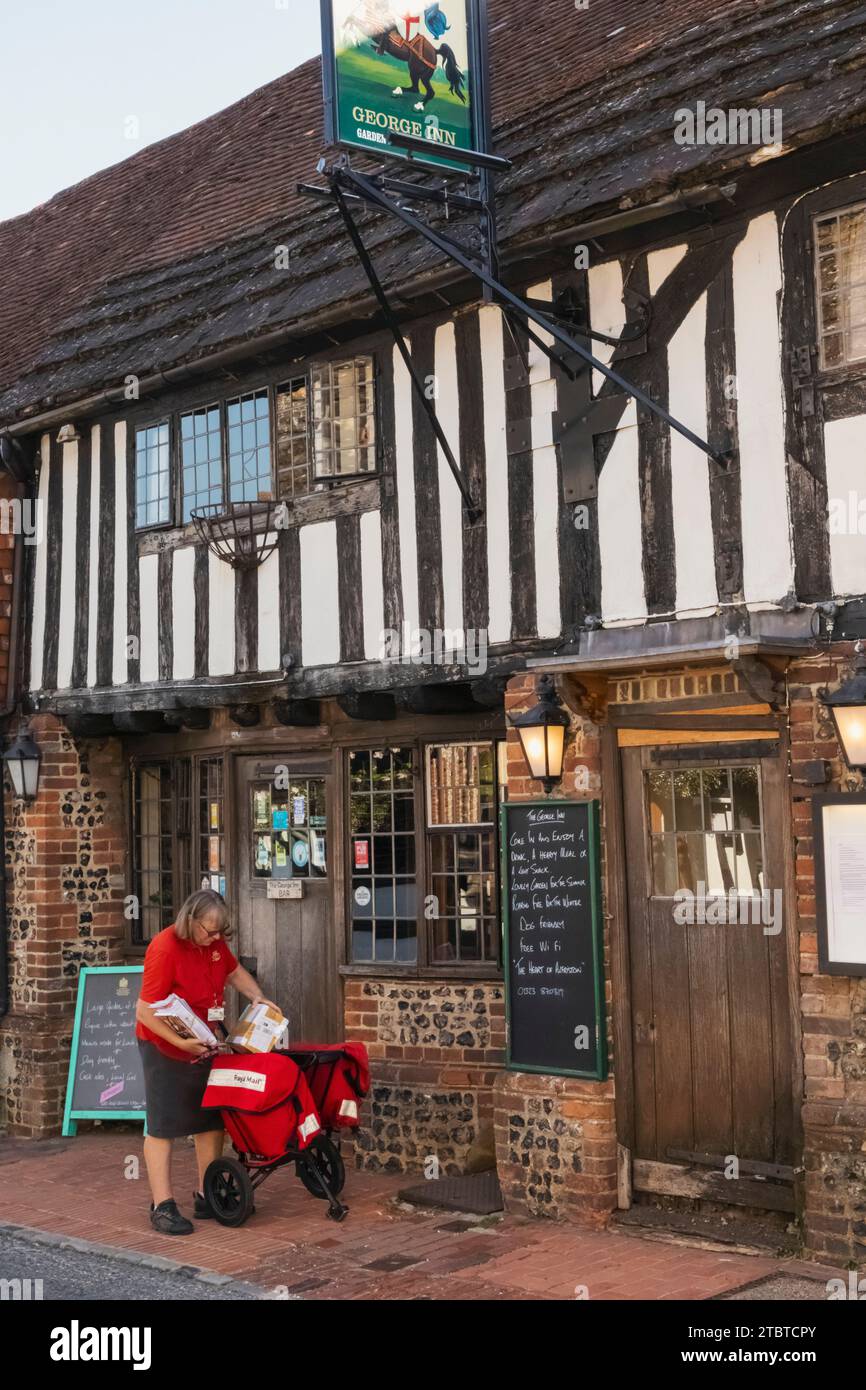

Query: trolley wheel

[297,1136,346,1199]
[203,1156,255,1227]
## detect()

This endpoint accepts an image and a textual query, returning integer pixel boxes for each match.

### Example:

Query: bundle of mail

[151,994,220,1048]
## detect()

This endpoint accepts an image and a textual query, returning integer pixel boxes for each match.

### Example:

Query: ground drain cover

[398,1171,504,1216]
[364,1254,423,1272]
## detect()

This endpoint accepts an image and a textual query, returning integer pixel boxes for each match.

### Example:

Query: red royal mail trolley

[201,1043,369,1225]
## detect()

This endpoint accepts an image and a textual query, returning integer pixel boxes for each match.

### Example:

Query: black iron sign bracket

[301,154,732,520]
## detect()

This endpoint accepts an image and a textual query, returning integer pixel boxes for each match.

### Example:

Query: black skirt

[138,1041,224,1140]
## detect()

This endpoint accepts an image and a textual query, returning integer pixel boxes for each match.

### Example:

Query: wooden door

[235,754,339,1042]
[622,745,795,1198]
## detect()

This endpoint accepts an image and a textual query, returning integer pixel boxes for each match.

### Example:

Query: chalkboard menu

[62,967,146,1135]
[501,801,607,1079]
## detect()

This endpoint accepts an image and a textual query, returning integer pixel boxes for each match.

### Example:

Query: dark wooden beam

[63,713,120,739]
[336,692,397,722]
[272,698,321,727]
[113,711,172,735]
[163,708,212,732]
[404,683,478,715]
[229,704,261,729]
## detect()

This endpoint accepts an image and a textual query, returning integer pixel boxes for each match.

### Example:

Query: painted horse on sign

[341,1,466,110]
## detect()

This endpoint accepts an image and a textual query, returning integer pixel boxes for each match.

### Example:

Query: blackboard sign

[62,967,146,1135]
[501,801,607,1079]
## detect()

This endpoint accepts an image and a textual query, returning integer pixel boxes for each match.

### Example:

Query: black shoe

[150,1199,194,1236]
[194,1190,214,1220]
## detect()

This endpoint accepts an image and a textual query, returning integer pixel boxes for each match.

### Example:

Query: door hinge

[790,345,816,418]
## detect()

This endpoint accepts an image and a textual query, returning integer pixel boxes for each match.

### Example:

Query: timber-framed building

[2,0,866,1261]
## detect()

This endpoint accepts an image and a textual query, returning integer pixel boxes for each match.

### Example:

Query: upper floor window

[311,357,376,479]
[276,378,310,499]
[815,204,866,369]
[135,423,171,529]
[227,389,272,504]
[181,405,222,521]
[136,355,378,530]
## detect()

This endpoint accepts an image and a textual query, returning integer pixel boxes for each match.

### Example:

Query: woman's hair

[174,888,234,941]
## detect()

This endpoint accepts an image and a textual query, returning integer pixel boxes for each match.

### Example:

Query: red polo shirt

[136,925,238,1062]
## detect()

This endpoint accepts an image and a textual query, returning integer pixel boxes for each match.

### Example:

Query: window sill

[136,477,382,553]
[339,963,503,982]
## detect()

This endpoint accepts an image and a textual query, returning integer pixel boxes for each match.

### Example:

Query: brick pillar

[0,715,127,1136]
[493,673,617,1224]
[789,651,866,1265]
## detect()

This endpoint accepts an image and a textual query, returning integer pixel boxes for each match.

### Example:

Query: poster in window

[321,0,486,171]
[253,790,270,830]
[255,836,272,875]
[208,836,221,873]
[272,808,289,831]
[292,795,307,826]
[210,801,220,831]
[354,840,370,870]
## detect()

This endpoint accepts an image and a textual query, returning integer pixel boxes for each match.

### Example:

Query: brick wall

[344,978,505,1174]
[788,649,866,1264]
[0,716,127,1136]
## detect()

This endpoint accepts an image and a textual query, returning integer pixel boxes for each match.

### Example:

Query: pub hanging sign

[320,0,487,170]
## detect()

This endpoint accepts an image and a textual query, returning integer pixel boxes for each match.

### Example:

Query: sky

[0,0,324,223]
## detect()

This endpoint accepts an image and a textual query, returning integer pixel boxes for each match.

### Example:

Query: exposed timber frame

[302,157,734,524]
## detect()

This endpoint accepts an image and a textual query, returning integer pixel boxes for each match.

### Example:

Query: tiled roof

[1,0,863,426]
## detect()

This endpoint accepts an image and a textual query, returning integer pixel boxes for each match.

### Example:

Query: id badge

[208,1006,225,1023]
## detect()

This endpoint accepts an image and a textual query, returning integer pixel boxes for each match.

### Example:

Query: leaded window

[349,748,417,964]
[227,389,272,503]
[815,204,866,369]
[646,764,764,897]
[131,756,227,944]
[134,423,171,529]
[312,357,376,480]
[426,743,498,964]
[181,405,222,521]
[276,378,311,499]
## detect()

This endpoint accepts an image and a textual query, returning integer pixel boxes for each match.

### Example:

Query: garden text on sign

[321,0,484,169]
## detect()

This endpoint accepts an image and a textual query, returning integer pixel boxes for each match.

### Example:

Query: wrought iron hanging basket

[190,500,285,572]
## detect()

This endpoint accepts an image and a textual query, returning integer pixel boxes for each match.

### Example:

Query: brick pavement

[0,1133,843,1300]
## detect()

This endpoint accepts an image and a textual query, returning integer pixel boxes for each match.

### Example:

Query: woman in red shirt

[136,888,277,1236]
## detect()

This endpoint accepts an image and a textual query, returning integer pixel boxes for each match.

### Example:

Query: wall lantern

[3,727,42,803]
[823,644,866,770]
[510,675,570,795]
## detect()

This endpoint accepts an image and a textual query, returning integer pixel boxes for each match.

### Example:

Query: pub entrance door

[621,745,797,1210]
[235,753,340,1042]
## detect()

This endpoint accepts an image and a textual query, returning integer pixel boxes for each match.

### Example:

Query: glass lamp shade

[829,704,866,770]
[824,650,866,769]
[510,677,570,795]
[3,730,41,802]
[516,722,566,788]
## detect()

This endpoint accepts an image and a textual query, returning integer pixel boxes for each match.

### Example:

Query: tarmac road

[0,1229,264,1301]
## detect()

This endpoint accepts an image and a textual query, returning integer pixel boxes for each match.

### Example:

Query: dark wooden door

[235,754,339,1042]
[622,746,795,1186]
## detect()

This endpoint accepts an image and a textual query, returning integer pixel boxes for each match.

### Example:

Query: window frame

[344,737,504,977]
[812,200,866,372]
[310,354,378,484]
[134,419,173,532]
[129,752,228,946]
[132,348,383,532]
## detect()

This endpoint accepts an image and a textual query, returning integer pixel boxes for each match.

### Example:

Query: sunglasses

[197,922,224,939]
